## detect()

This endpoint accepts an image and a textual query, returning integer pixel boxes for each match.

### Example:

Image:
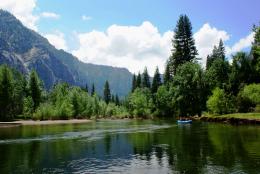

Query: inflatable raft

[177,120,192,124]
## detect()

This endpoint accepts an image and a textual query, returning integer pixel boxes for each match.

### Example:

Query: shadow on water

[0,120,259,173]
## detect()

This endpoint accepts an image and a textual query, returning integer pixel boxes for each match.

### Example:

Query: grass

[204,113,260,120]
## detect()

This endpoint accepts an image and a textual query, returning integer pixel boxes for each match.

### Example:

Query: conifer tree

[85,83,89,93]
[29,70,42,111]
[0,65,14,120]
[136,72,142,88]
[206,39,226,70]
[131,74,137,92]
[111,94,115,103]
[164,62,171,85]
[168,15,197,75]
[142,67,150,88]
[115,95,120,106]
[103,80,111,104]
[91,83,95,96]
[151,67,162,93]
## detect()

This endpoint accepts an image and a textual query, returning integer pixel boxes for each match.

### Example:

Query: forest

[0,15,259,121]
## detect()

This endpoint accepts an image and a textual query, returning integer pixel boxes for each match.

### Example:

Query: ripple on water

[0,124,172,144]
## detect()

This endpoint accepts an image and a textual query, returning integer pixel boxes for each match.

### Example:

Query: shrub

[207,87,235,115]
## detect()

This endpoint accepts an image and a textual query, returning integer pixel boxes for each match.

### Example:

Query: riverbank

[194,113,260,125]
[0,119,92,127]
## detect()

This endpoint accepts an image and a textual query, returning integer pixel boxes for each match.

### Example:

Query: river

[0,120,259,173]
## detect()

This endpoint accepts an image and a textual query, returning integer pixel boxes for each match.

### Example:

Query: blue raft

[177,120,192,124]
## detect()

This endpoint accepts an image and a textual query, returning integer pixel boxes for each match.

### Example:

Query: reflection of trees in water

[0,122,260,173]
[127,123,260,174]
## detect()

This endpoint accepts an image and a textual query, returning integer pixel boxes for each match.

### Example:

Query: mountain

[0,10,132,97]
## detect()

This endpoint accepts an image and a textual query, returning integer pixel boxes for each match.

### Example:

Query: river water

[0,120,259,173]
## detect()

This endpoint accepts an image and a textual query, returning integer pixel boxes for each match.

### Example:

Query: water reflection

[0,120,259,173]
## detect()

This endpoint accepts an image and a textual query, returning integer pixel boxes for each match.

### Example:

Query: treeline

[126,15,260,118]
[0,66,128,121]
[0,15,259,121]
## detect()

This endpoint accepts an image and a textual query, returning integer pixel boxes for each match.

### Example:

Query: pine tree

[218,39,225,60]
[29,70,42,111]
[111,94,115,103]
[115,95,120,106]
[85,83,89,93]
[164,62,171,84]
[142,67,150,88]
[136,72,142,88]
[206,40,226,70]
[151,67,162,93]
[91,83,95,96]
[131,74,137,92]
[103,80,111,104]
[252,24,260,82]
[168,15,197,75]
[0,65,14,121]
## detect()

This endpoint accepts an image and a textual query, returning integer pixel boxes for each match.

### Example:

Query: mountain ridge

[0,9,132,97]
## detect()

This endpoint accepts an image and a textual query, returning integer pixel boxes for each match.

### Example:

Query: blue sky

[1,0,259,74]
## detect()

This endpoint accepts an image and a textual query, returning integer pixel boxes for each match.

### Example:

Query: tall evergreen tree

[142,67,150,88]
[151,67,162,93]
[0,65,14,121]
[206,39,226,70]
[115,95,120,106]
[29,70,42,110]
[111,94,115,103]
[91,83,95,96]
[136,72,142,88]
[103,80,111,104]
[251,24,260,82]
[85,83,89,93]
[168,14,197,75]
[131,74,137,92]
[164,62,171,84]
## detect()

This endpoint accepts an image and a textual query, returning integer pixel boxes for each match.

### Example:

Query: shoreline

[0,119,92,127]
[193,113,260,125]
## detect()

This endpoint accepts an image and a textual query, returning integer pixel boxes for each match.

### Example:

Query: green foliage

[207,88,235,115]
[91,83,95,96]
[163,62,171,84]
[23,96,34,119]
[206,39,225,70]
[142,67,150,88]
[252,24,260,77]
[0,65,14,120]
[131,74,137,92]
[151,67,162,93]
[136,73,142,88]
[173,62,206,116]
[168,14,197,75]
[205,59,230,90]
[103,80,111,104]
[128,88,153,118]
[29,70,42,110]
[240,84,260,105]
[154,85,175,117]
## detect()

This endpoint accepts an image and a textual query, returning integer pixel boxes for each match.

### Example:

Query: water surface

[0,120,259,173]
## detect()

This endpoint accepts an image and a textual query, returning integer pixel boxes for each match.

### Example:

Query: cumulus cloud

[72,21,173,75]
[0,0,38,31]
[226,32,254,56]
[41,12,60,19]
[194,23,230,67]
[44,31,68,50]
[82,15,92,21]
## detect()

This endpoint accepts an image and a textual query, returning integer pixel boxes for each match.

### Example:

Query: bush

[33,103,55,120]
[207,88,235,115]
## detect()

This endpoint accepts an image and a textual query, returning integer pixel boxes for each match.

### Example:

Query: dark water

[0,120,260,174]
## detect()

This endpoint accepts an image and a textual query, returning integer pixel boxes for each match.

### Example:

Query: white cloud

[194,23,230,67]
[44,31,68,50]
[0,0,38,31]
[226,32,254,56]
[82,15,92,21]
[72,21,173,75]
[41,12,60,19]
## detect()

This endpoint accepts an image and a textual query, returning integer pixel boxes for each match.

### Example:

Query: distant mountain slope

[0,10,132,97]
